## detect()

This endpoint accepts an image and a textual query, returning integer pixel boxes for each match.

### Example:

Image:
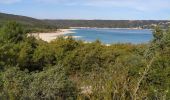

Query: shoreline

[70,27,152,30]
[28,28,152,44]
[29,29,75,42]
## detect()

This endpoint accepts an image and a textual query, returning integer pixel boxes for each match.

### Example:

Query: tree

[153,26,163,42]
[136,26,170,99]
[28,65,77,99]
[0,65,78,100]
[0,67,32,100]
[0,21,26,43]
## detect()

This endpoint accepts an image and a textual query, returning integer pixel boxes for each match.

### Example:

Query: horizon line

[1,12,170,21]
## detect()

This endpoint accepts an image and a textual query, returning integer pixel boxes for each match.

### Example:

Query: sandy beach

[29,29,75,42]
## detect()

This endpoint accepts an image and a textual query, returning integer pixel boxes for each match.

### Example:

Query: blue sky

[0,0,170,20]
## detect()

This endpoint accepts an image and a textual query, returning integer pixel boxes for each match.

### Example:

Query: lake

[65,28,153,44]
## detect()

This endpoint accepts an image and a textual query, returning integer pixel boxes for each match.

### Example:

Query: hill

[45,20,170,29]
[0,12,170,29]
[0,12,57,29]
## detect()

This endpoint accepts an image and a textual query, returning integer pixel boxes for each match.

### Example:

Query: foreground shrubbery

[0,22,170,100]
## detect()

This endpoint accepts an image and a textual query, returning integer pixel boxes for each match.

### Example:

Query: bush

[0,66,77,100]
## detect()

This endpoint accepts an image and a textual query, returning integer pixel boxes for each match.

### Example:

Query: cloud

[1,0,170,12]
[35,0,170,12]
[0,0,21,4]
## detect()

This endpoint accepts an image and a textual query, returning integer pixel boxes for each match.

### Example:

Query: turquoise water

[65,28,153,44]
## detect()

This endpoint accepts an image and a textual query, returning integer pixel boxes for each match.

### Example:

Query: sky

[0,0,170,20]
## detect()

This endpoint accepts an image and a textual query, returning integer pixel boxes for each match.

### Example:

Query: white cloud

[0,0,21,4]
[1,0,170,12]
[35,0,170,12]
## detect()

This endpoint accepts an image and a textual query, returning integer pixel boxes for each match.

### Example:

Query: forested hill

[0,12,170,29]
[45,20,170,29]
[0,12,57,29]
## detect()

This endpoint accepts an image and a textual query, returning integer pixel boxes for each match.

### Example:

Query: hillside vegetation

[0,21,170,99]
[0,13,59,32]
[0,13,45,26]
[1,12,170,29]
[45,20,170,29]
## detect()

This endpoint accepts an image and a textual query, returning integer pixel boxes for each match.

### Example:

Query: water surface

[65,28,153,44]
